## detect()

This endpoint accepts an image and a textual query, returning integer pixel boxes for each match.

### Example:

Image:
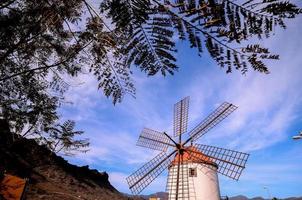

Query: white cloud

[181,16,302,152]
[73,129,159,165]
[59,72,109,124]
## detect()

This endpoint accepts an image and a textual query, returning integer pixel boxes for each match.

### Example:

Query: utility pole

[263,186,271,200]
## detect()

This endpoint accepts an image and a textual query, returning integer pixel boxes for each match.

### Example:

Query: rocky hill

[0,119,141,200]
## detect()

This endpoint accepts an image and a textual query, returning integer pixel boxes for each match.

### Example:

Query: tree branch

[0,0,17,9]
[0,31,41,63]
[0,40,92,82]
[124,0,164,69]
[152,0,245,56]
[227,0,275,19]
[22,125,34,137]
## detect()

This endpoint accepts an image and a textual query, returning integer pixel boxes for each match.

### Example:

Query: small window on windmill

[189,168,197,177]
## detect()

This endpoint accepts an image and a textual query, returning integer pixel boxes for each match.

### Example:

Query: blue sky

[59,11,302,199]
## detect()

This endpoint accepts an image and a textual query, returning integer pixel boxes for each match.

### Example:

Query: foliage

[0,0,301,154]
[0,0,90,154]
[41,120,89,155]
[101,0,301,74]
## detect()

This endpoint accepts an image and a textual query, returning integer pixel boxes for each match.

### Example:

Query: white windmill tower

[167,146,221,200]
[126,97,249,200]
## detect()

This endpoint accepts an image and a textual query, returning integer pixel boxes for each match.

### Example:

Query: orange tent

[0,174,27,200]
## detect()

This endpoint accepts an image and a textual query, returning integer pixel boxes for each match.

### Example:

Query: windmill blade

[174,96,190,137]
[189,144,249,180]
[137,128,175,151]
[184,102,237,144]
[127,150,177,194]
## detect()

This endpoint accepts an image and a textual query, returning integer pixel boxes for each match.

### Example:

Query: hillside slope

[0,119,140,200]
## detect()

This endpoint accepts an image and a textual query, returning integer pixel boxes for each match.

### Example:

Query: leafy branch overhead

[0,0,301,154]
[1,0,301,104]
[101,0,178,76]
[101,0,301,75]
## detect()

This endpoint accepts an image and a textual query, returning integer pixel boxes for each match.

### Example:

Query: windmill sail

[137,128,173,151]
[185,102,237,144]
[126,150,176,194]
[174,96,190,137]
[188,144,249,180]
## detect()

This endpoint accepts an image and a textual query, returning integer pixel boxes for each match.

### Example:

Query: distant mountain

[283,198,302,200]
[231,196,269,200]
[139,192,168,199]
[250,197,265,200]
[229,196,302,200]
[140,192,302,200]
[229,195,250,200]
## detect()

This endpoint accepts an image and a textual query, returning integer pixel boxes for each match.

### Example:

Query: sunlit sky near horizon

[59,9,302,199]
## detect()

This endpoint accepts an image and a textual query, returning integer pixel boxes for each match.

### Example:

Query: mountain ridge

[139,192,302,200]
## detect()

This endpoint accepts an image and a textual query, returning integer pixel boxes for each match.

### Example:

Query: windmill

[126,97,249,200]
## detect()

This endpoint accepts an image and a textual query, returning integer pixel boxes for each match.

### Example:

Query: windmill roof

[170,146,217,168]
